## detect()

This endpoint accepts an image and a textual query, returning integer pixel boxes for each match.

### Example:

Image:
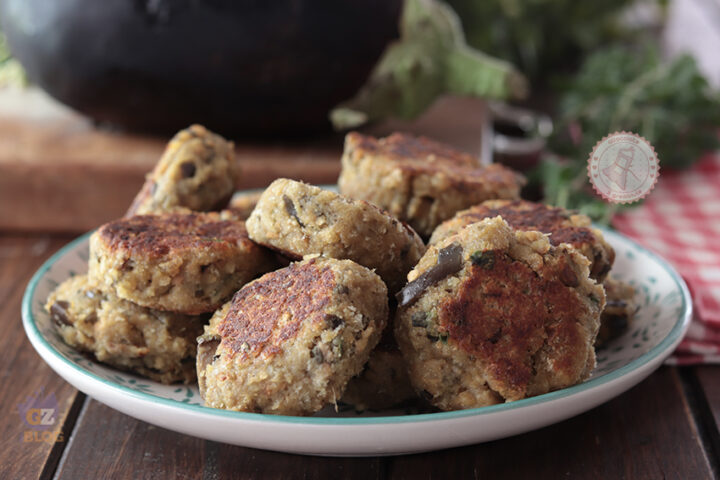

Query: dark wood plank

[55,400,383,480]
[691,365,720,471]
[54,401,206,480]
[387,367,713,479]
[695,366,720,434]
[0,234,83,480]
[207,439,383,480]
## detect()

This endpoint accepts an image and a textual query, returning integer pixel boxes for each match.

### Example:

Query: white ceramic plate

[23,228,691,456]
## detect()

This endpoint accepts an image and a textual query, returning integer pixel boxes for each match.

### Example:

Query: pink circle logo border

[587,131,659,204]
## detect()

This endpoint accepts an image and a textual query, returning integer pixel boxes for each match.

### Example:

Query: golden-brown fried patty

[429,200,615,281]
[395,217,605,411]
[46,275,205,384]
[197,256,388,415]
[338,132,525,237]
[596,276,637,347]
[127,125,238,216]
[246,179,426,293]
[89,212,275,315]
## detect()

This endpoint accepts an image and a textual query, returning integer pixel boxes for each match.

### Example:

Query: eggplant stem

[329,0,527,130]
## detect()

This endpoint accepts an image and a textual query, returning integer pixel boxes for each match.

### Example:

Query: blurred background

[0,0,719,231]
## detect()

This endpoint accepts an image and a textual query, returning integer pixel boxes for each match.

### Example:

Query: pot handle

[489,101,553,159]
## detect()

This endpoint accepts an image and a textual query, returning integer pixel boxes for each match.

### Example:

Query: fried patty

[429,200,615,281]
[127,125,238,216]
[246,178,426,293]
[597,276,637,347]
[395,217,605,411]
[197,256,388,415]
[338,132,525,237]
[89,212,275,315]
[46,275,205,384]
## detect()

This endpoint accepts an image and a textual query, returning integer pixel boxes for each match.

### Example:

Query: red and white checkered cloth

[612,154,720,365]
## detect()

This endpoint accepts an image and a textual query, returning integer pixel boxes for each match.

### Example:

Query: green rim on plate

[22,227,692,425]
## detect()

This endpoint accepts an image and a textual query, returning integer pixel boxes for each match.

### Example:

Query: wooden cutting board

[0,88,487,233]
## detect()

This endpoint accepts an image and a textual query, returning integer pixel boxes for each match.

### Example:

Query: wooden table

[1,94,719,479]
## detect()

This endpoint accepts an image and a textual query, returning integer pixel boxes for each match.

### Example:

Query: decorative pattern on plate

[22,224,691,455]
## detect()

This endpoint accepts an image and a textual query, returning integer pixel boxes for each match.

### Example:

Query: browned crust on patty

[198,256,389,415]
[439,250,591,400]
[339,132,525,237]
[395,217,605,410]
[89,212,275,314]
[432,200,586,245]
[346,132,478,168]
[430,200,615,281]
[98,213,254,258]
[219,258,336,360]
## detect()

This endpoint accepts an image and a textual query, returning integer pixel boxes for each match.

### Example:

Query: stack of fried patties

[335,132,635,411]
[46,125,276,384]
[196,132,521,414]
[46,126,637,416]
[197,178,425,414]
[209,133,633,414]
[187,130,526,414]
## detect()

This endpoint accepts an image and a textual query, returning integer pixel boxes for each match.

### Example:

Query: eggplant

[0,0,401,136]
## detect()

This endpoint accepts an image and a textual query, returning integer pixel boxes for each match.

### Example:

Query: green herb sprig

[530,44,720,223]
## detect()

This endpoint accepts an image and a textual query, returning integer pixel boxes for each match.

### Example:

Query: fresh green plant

[330,0,527,130]
[530,44,720,222]
[447,0,636,82]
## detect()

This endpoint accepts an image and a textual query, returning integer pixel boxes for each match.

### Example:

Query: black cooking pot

[0,0,401,136]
